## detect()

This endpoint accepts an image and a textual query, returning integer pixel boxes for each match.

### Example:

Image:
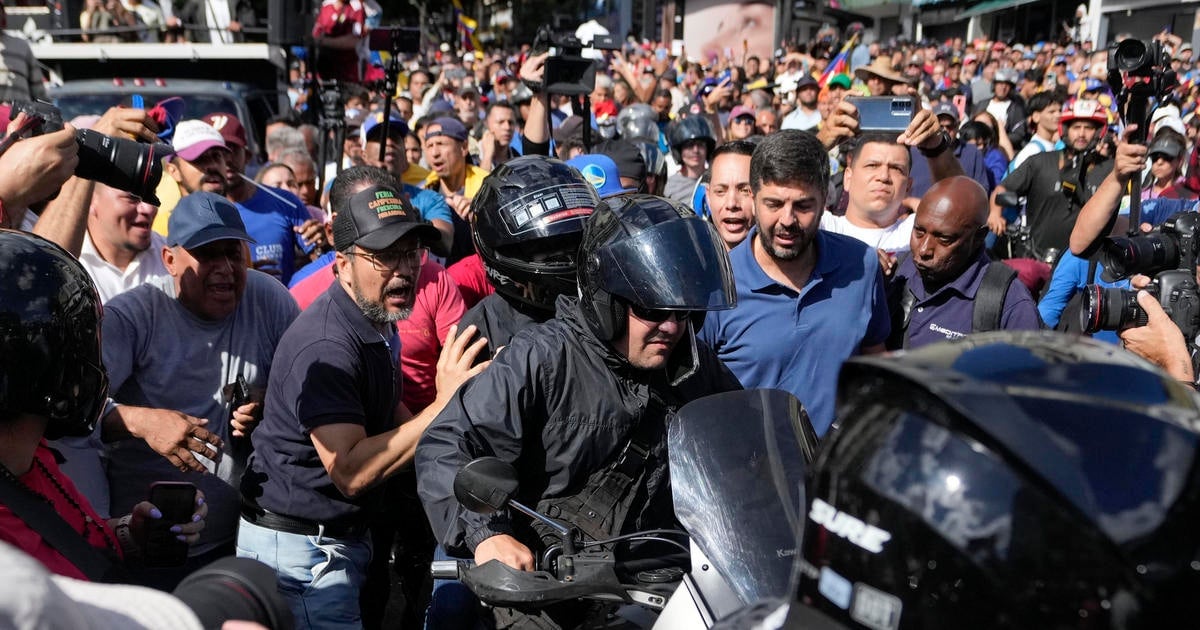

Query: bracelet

[918,130,951,158]
[114,514,140,558]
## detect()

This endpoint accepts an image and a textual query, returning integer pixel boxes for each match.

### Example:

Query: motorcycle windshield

[669,389,818,605]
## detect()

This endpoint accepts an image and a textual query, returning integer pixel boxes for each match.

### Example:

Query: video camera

[1080,211,1200,345]
[1107,38,1176,145]
[6,101,172,206]
[531,25,620,96]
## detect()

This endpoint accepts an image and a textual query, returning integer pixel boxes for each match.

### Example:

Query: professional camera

[530,25,620,96]
[367,25,420,54]
[173,556,294,629]
[1107,38,1176,146]
[1080,212,1200,339]
[9,101,172,206]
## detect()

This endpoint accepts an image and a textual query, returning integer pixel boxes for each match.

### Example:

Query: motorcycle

[430,388,819,628]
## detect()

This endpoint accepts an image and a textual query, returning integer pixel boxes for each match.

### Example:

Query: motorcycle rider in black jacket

[416,195,742,627]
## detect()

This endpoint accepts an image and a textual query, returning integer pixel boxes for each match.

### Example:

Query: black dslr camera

[8,101,172,205]
[1080,212,1200,341]
[530,26,620,96]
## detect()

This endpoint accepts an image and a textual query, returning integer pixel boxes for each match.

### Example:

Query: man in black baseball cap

[239,166,483,627]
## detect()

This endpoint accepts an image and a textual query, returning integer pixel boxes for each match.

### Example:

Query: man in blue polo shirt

[699,130,891,436]
[238,176,487,628]
[889,176,1041,349]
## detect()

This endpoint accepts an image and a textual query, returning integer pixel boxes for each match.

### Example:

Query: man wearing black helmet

[416,195,742,627]
[458,155,603,361]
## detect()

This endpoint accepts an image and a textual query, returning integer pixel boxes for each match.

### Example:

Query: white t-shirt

[820,212,914,254]
[78,230,173,304]
[781,106,822,132]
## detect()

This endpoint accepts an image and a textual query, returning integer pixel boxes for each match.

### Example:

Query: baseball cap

[1148,136,1184,160]
[553,116,587,145]
[425,117,469,142]
[729,105,756,121]
[994,68,1019,84]
[167,192,252,250]
[827,74,852,89]
[332,185,440,251]
[201,112,246,148]
[362,111,409,140]
[568,154,635,198]
[964,53,978,63]
[796,75,819,90]
[932,101,960,123]
[171,119,229,162]
[593,138,647,181]
[1053,55,1067,65]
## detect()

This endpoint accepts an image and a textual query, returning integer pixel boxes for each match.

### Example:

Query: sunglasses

[628,302,696,323]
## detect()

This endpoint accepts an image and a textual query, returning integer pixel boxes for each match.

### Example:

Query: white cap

[171,119,229,162]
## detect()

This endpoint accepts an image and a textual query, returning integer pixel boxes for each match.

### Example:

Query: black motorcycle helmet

[577,194,735,342]
[796,331,1200,629]
[0,230,108,439]
[635,141,668,196]
[470,155,601,311]
[667,116,717,163]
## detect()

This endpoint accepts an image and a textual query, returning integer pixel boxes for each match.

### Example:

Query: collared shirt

[78,230,172,304]
[895,252,1042,349]
[699,229,890,436]
[425,164,490,264]
[422,163,489,198]
[243,281,399,522]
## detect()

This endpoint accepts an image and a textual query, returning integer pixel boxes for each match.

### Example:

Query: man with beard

[707,139,757,250]
[887,176,1040,349]
[239,173,486,628]
[781,76,821,132]
[699,130,891,436]
[988,98,1113,260]
[165,119,230,199]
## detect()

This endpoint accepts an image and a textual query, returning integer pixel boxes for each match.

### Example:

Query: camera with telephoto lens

[1080,211,1200,339]
[529,26,620,96]
[10,101,172,206]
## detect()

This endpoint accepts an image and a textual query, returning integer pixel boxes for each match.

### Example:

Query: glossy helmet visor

[592,211,735,311]
[0,229,108,439]
[797,331,1200,629]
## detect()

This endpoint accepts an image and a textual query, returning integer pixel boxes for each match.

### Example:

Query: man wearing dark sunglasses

[418,194,742,628]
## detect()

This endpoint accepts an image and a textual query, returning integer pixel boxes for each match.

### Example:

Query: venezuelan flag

[818,32,858,88]
[450,0,483,51]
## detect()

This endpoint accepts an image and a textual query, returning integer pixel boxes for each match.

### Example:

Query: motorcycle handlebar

[430,559,473,580]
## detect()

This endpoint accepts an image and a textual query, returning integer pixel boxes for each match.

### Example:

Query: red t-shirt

[0,441,121,580]
[312,0,364,84]
[447,253,494,310]
[289,260,466,413]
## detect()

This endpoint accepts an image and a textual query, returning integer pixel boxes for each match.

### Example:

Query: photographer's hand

[0,122,79,212]
[94,105,161,143]
[1112,125,1148,185]
[900,107,964,182]
[1120,290,1195,383]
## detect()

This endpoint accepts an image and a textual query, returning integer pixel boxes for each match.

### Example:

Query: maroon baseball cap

[201,112,247,148]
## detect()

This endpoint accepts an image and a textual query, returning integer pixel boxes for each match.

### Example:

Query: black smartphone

[847,96,917,134]
[144,481,197,568]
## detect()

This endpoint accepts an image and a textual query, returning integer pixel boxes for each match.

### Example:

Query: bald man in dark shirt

[888,176,1042,349]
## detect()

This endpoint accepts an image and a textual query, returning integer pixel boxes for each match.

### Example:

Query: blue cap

[1082,77,1105,92]
[567,154,635,198]
[167,192,253,250]
[426,117,469,142]
[362,111,409,140]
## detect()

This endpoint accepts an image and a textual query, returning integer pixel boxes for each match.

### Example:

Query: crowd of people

[3,11,1200,630]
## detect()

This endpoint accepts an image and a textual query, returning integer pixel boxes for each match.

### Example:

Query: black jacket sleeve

[416,335,547,554]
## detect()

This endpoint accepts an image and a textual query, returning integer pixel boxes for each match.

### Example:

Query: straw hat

[854,57,913,85]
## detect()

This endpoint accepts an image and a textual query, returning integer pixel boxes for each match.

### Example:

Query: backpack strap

[972,262,1018,333]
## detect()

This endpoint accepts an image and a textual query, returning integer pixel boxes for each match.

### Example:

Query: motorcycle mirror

[454,457,520,515]
[995,191,1020,207]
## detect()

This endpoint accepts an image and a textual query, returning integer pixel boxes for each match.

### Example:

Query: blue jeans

[426,545,486,630]
[236,517,373,630]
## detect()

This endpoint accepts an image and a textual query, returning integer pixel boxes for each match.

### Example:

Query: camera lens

[1114,39,1149,73]
[1080,285,1148,333]
[73,129,171,206]
[1101,234,1178,279]
[172,556,294,630]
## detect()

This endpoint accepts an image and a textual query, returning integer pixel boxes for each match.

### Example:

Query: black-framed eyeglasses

[353,247,429,272]
[628,302,695,323]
